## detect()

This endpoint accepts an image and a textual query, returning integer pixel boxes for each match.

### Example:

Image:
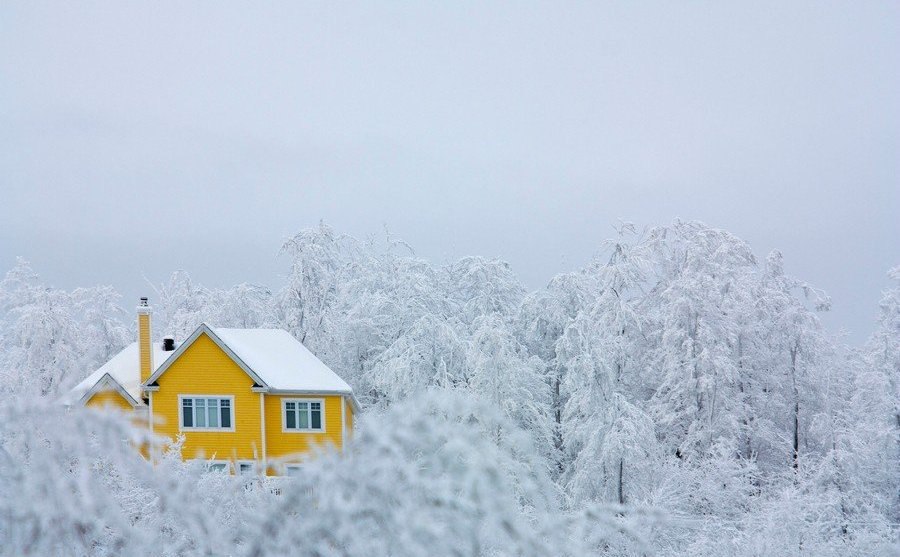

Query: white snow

[64,327,353,406]
[62,342,171,405]
[211,327,352,394]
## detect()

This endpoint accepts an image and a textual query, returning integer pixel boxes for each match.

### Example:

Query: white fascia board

[265,388,352,396]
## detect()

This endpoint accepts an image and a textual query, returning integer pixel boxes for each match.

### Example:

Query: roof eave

[265,388,354,396]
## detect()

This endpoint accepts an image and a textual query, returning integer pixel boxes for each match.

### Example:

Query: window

[285,465,302,477]
[238,463,255,476]
[200,460,256,476]
[283,399,324,432]
[181,396,233,430]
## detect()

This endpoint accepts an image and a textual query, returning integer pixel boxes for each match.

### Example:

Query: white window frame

[205,460,230,474]
[281,398,325,433]
[178,394,236,432]
[201,459,257,476]
[237,461,256,476]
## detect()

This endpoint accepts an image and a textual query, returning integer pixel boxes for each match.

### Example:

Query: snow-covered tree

[560,225,653,504]
[366,313,468,400]
[246,390,566,557]
[447,256,525,326]
[467,313,555,465]
[72,285,131,369]
[152,270,214,341]
[0,222,896,555]
[643,220,758,458]
[0,260,84,396]
[277,222,356,361]
[517,269,601,473]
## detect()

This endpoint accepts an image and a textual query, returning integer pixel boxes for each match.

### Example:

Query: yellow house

[64,297,359,475]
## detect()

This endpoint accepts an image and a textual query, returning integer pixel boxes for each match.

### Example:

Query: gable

[153,332,258,391]
[85,388,135,411]
[80,373,141,409]
[149,332,263,462]
[145,324,266,388]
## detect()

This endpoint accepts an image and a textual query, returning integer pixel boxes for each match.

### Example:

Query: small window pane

[182,400,193,427]
[207,405,218,428]
[221,405,231,428]
[298,409,309,429]
[311,409,321,430]
[195,399,206,427]
[286,409,296,429]
[297,402,309,411]
[208,463,227,473]
[239,463,253,476]
[285,402,295,411]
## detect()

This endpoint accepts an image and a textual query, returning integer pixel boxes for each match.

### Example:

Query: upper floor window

[181,396,233,430]
[283,399,323,432]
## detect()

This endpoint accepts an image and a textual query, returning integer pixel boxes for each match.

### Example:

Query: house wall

[263,394,345,464]
[152,332,263,462]
[150,331,351,472]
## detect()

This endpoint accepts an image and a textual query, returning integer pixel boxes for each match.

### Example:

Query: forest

[0,220,896,556]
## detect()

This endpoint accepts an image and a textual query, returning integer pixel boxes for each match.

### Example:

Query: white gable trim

[79,373,142,408]
[143,323,269,389]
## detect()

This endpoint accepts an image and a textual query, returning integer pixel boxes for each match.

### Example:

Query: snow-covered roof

[65,324,356,409]
[62,342,170,405]
[144,324,355,402]
[210,327,353,394]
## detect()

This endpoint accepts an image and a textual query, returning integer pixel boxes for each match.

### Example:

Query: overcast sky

[1,2,897,343]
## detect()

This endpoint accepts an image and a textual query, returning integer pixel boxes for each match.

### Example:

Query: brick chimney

[138,297,154,385]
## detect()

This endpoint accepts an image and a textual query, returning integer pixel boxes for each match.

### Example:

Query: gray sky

[1,2,898,343]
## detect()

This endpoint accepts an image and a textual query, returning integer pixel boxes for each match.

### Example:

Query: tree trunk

[552,373,563,475]
[790,344,800,472]
[617,457,625,505]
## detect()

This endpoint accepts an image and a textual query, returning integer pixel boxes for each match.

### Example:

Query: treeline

[0,220,896,556]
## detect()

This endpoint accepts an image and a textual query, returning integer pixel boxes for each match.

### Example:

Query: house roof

[211,327,353,394]
[66,324,357,410]
[144,324,357,405]
[62,342,169,405]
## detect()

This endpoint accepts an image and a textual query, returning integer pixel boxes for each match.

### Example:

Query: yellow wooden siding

[138,313,153,384]
[85,388,150,456]
[86,388,134,411]
[152,332,263,462]
[264,394,344,463]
